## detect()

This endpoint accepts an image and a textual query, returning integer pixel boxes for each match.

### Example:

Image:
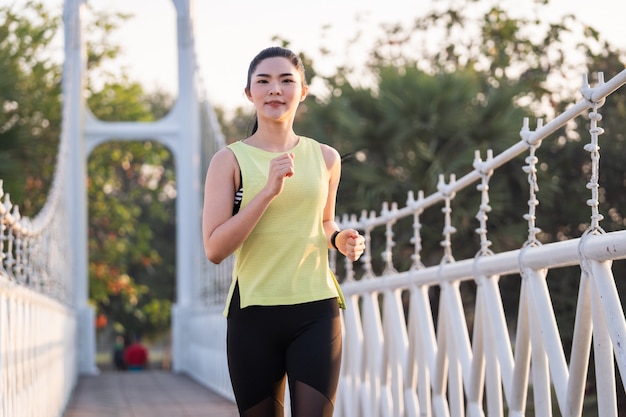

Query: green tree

[0,1,62,214]
[0,1,178,341]
[87,135,176,339]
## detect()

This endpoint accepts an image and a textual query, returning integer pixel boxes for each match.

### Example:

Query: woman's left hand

[337,229,365,262]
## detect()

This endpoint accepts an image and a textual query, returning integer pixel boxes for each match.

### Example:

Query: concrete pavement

[62,370,238,417]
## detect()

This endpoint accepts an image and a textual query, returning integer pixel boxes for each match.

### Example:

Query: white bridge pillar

[63,0,202,373]
[63,0,98,375]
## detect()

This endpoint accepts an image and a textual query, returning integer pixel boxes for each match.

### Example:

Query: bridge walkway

[62,370,238,417]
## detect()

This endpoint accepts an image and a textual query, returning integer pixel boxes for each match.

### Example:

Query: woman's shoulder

[213,145,236,158]
[299,136,340,169]
[319,143,340,161]
[300,136,338,154]
[209,146,239,170]
[226,139,246,151]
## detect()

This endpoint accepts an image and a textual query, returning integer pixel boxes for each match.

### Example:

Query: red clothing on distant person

[124,342,148,369]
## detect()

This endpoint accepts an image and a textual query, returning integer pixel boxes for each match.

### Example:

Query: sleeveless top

[223,136,342,316]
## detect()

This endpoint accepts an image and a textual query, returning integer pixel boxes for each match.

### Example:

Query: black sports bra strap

[233,169,243,215]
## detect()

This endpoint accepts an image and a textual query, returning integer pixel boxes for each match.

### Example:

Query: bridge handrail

[0,104,71,304]
[330,69,626,417]
[335,70,626,233]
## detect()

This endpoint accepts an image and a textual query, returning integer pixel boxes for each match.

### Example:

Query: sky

[28,0,626,113]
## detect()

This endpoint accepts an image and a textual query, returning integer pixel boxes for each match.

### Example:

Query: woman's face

[246,57,307,122]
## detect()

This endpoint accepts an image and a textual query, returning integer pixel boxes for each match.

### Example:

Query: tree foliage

[87,81,176,338]
[0,1,177,341]
[0,1,61,214]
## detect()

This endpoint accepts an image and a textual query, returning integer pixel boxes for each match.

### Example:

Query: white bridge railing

[330,69,626,417]
[193,69,626,416]
[192,69,626,416]
[0,102,77,417]
[0,11,78,411]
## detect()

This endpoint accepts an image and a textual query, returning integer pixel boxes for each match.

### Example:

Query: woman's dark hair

[246,46,307,135]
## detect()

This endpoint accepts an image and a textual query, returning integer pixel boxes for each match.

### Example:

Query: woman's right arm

[202,149,293,264]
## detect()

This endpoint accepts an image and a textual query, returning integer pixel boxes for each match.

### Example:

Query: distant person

[124,337,148,371]
[112,335,126,370]
[202,46,365,416]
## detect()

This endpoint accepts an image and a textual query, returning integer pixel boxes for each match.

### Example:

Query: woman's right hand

[265,153,295,196]
[336,229,365,262]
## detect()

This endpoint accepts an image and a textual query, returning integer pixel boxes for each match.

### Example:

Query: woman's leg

[228,286,342,417]
[227,285,287,416]
[286,299,342,417]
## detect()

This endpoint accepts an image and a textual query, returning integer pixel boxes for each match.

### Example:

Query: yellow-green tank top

[223,136,341,316]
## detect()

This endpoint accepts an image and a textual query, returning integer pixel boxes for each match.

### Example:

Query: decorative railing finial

[473,149,494,257]
[407,190,425,270]
[381,201,398,275]
[521,117,543,248]
[583,73,607,234]
[357,210,376,280]
[437,173,457,264]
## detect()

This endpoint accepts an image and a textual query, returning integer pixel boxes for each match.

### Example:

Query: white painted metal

[0,279,77,417]
[0,0,84,413]
[58,0,227,377]
[329,70,626,416]
[1,1,228,416]
[77,49,626,417]
[62,0,97,377]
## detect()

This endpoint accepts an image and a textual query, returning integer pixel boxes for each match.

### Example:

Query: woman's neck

[246,127,299,153]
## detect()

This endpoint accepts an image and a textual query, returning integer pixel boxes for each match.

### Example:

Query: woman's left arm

[320,144,364,262]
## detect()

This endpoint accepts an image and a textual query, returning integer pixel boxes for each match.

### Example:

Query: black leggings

[226,284,342,417]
